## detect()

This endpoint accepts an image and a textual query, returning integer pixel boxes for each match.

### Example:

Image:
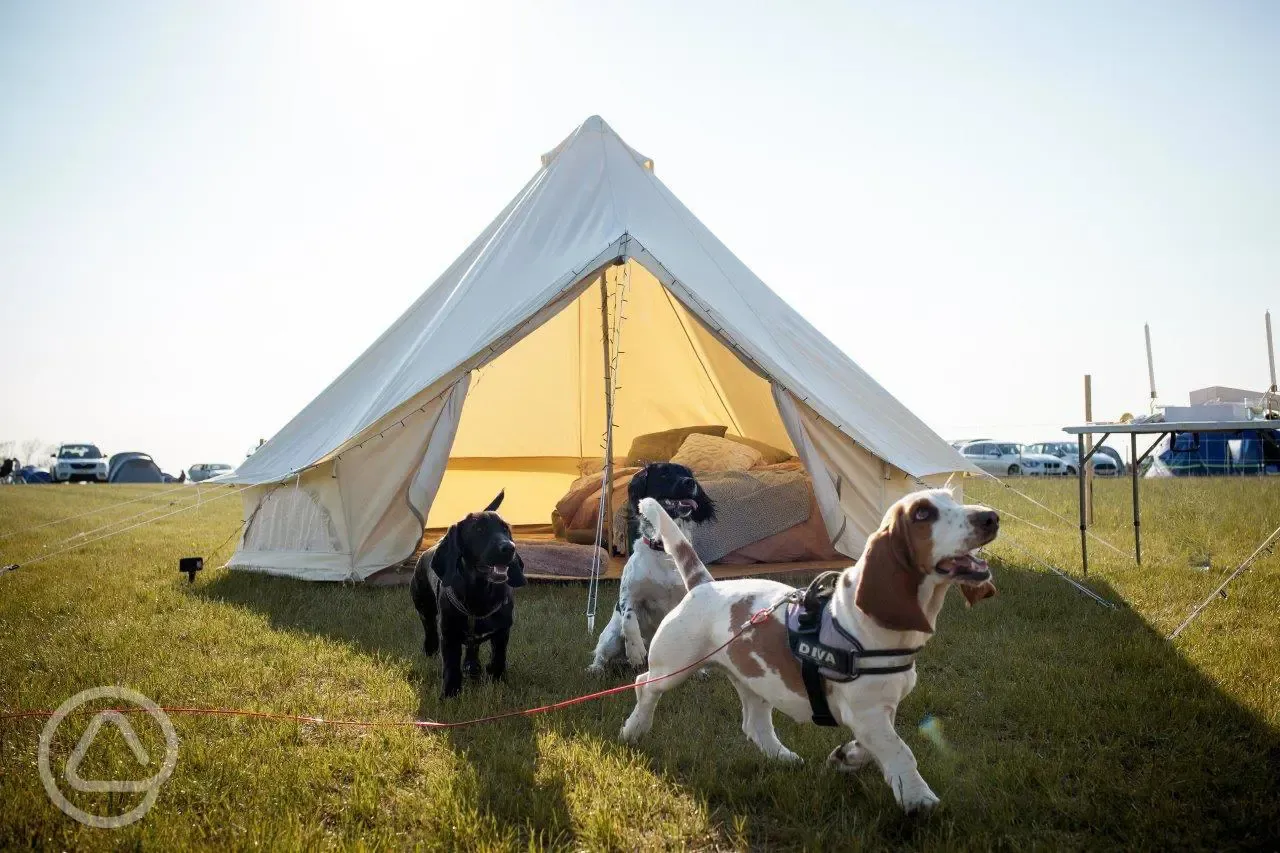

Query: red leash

[0,602,787,730]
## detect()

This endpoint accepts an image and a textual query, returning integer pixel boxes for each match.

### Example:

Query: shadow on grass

[191,564,1280,850]
[192,570,580,842]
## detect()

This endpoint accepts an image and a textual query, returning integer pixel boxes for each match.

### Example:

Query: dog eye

[912,505,935,522]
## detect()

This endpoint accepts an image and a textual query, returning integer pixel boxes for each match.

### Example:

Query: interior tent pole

[599,269,615,553]
[1084,375,1094,526]
[583,269,615,635]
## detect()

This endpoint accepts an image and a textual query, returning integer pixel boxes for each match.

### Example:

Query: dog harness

[429,571,510,644]
[786,571,923,727]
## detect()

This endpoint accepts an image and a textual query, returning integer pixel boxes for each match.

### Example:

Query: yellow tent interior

[423,259,798,535]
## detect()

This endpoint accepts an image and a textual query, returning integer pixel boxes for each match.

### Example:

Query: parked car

[188,463,234,482]
[50,443,109,483]
[1025,441,1122,476]
[958,441,1067,476]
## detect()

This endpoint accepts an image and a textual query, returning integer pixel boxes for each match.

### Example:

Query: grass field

[1,477,1278,851]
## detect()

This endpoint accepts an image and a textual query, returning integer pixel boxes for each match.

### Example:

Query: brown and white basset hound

[619,489,999,813]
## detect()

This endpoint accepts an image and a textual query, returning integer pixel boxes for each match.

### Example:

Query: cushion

[625,425,727,465]
[723,434,795,465]
[670,432,764,472]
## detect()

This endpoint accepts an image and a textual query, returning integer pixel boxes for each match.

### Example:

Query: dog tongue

[937,554,989,574]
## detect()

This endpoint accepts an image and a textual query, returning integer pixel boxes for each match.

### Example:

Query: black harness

[430,572,509,644]
[786,571,923,727]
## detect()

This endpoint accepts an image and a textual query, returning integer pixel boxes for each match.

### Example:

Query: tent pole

[1084,375,1094,525]
[599,270,615,555]
[1077,433,1089,576]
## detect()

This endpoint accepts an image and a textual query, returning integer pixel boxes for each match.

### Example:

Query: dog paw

[891,774,940,813]
[774,747,803,764]
[827,743,873,773]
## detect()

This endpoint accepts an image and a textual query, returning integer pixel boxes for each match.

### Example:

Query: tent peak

[541,115,654,172]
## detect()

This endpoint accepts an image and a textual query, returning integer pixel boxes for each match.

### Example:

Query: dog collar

[641,535,665,552]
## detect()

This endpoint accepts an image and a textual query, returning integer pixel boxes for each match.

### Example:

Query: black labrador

[410,490,526,697]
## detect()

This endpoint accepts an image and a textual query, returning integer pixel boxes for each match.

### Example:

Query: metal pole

[1131,432,1141,564]
[1267,310,1277,392]
[599,271,615,553]
[1084,375,1094,525]
[1078,433,1089,576]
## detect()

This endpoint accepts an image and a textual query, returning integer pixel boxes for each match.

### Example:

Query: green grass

[0,478,1278,851]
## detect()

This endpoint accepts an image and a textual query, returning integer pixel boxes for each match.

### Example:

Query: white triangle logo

[63,711,162,794]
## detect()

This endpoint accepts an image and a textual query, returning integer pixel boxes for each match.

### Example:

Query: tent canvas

[224,116,975,582]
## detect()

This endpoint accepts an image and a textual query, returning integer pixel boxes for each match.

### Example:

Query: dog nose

[496,540,515,560]
[975,510,999,533]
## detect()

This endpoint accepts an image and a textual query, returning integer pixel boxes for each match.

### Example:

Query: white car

[50,443,109,483]
[959,441,1066,477]
[1025,441,1122,476]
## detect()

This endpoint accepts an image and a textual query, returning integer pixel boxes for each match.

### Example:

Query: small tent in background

[223,116,975,582]
[108,452,164,483]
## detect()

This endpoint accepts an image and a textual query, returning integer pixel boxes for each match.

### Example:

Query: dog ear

[960,580,997,607]
[483,489,505,513]
[627,468,649,505]
[430,525,464,588]
[506,551,527,588]
[855,506,932,633]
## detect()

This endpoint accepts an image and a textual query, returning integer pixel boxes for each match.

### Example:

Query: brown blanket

[552,462,844,564]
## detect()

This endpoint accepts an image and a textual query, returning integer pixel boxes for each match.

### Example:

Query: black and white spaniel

[588,462,715,672]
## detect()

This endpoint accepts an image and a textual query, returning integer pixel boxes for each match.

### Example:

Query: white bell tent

[224,116,974,582]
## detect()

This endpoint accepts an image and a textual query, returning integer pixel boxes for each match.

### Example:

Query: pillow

[670,432,764,472]
[625,425,727,465]
[723,434,795,465]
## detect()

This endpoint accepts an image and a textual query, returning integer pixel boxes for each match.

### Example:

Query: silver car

[188,463,235,483]
[959,441,1066,477]
[1025,441,1122,476]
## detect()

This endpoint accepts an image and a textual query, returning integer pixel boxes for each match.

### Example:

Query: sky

[2,1,1277,474]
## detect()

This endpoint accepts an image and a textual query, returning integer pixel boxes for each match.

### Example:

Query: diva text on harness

[786,571,922,727]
